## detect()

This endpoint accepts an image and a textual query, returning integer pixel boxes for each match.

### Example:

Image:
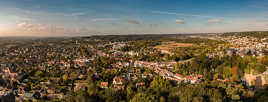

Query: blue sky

[0,0,268,36]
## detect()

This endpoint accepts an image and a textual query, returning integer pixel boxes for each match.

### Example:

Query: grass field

[154,41,196,50]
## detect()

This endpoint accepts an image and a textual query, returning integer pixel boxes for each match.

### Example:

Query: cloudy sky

[0,0,268,36]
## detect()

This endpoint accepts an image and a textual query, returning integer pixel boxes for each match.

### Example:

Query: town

[1,32,268,102]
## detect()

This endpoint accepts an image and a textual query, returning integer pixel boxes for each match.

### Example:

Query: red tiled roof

[113,77,122,82]
[101,82,108,88]
[175,74,184,78]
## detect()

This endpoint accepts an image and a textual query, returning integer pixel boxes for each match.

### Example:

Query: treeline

[89,34,218,42]
[90,34,186,42]
[175,54,268,80]
[222,31,268,38]
[169,38,225,45]
[56,77,268,102]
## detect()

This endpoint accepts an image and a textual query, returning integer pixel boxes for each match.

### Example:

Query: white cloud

[124,18,140,24]
[17,22,45,31]
[12,16,32,22]
[90,18,118,22]
[17,22,28,27]
[15,22,82,36]
[71,12,85,16]
[175,19,184,24]
[207,19,221,23]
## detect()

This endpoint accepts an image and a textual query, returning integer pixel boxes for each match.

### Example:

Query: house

[24,93,33,99]
[50,77,60,84]
[131,75,138,80]
[0,91,5,96]
[190,79,198,84]
[244,69,268,88]
[40,81,50,85]
[226,50,234,56]
[100,82,108,89]
[39,67,46,71]
[128,51,137,56]
[136,82,146,89]
[161,50,173,55]
[142,72,148,78]
[47,94,64,99]
[154,70,159,74]
[78,74,85,79]
[113,77,123,85]
[113,77,125,90]
[184,75,199,84]
[174,74,184,80]
[47,89,55,94]
[197,75,203,79]
[166,71,173,77]
[74,83,86,92]
[136,69,141,74]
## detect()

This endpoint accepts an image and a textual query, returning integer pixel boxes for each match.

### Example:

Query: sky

[0,0,268,36]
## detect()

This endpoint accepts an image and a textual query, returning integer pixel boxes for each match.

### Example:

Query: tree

[232,66,239,81]
[75,91,90,102]
[159,96,166,102]
[86,81,99,96]
[126,84,135,100]
[223,66,232,78]
[102,88,126,102]
[254,88,268,102]
[245,62,266,75]
[130,93,156,102]
[149,76,172,96]
[34,70,43,77]
[192,96,204,102]
[62,74,68,82]
[164,54,170,61]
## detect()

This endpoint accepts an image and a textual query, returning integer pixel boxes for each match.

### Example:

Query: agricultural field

[154,41,196,51]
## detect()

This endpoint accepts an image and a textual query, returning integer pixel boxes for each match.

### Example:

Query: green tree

[126,84,135,100]
[159,96,166,102]
[149,76,172,96]
[75,91,90,102]
[130,93,156,102]
[223,66,232,78]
